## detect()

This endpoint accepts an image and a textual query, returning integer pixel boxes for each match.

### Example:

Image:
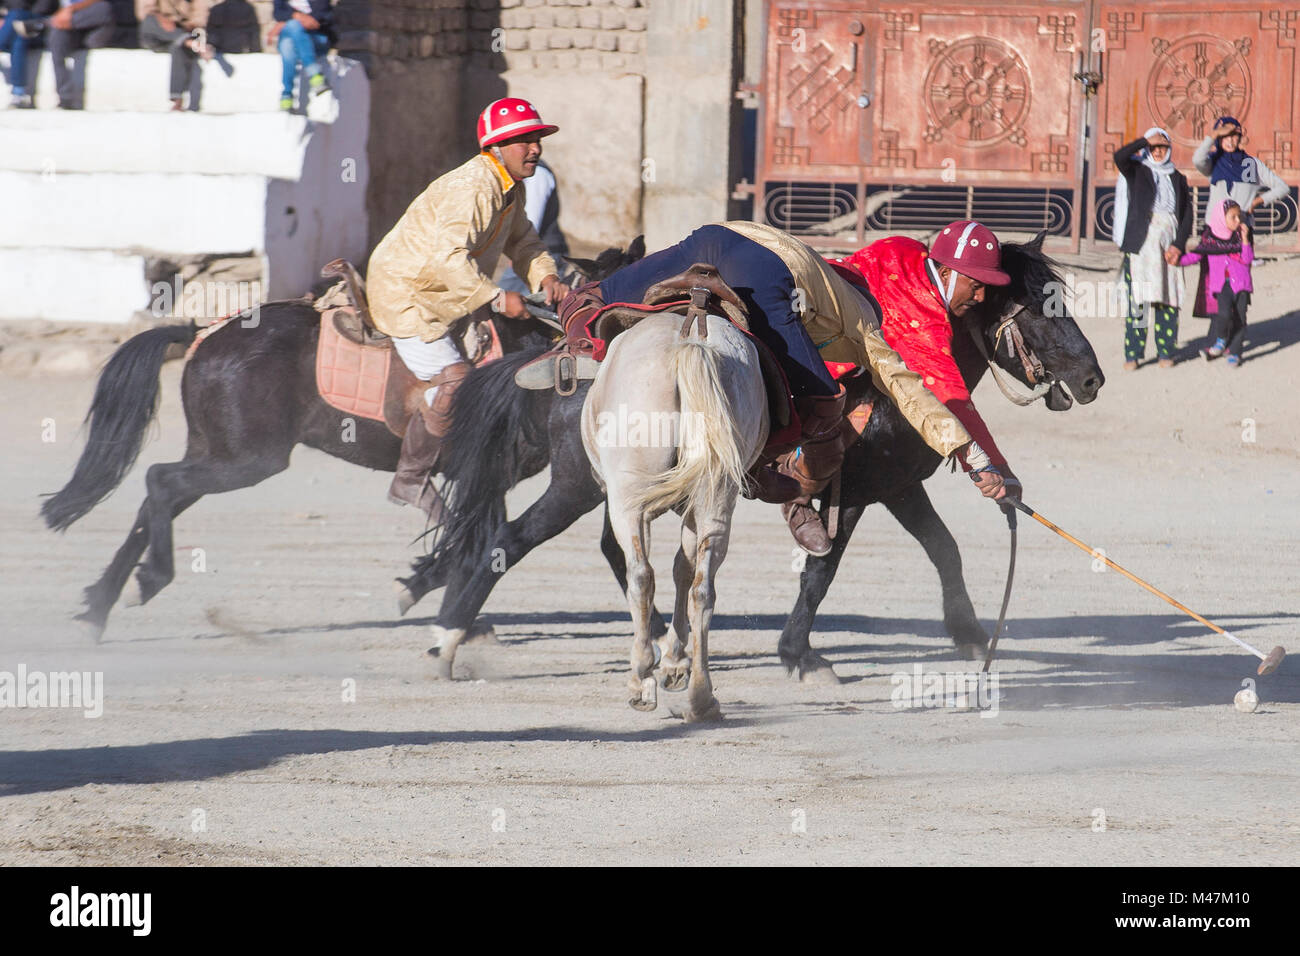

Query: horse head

[977,231,1104,411]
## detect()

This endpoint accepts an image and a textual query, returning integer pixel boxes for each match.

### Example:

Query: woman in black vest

[1114,127,1193,369]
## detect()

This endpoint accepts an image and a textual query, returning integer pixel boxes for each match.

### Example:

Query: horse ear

[627,235,646,261]
[1029,230,1047,250]
[567,256,600,279]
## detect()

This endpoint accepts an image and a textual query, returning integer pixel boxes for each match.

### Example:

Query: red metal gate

[754,0,1300,250]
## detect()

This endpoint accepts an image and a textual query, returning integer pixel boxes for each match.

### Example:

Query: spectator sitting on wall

[266,0,334,112]
[1193,116,1291,232]
[30,0,116,109]
[137,0,213,111]
[498,159,573,294]
[204,0,257,53]
[1,0,55,108]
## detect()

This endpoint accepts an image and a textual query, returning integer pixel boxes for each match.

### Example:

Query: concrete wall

[642,0,741,250]
[344,0,651,258]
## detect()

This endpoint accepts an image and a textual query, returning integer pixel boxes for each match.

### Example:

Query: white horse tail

[629,337,747,519]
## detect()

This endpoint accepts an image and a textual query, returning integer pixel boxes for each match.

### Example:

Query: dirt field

[2,252,1297,866]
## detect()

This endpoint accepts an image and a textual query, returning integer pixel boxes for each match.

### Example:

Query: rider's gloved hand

[494,290,529,320]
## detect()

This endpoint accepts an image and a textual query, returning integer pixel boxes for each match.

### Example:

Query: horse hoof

[74,615,106,644]
[628,676,657,712]
[464,623,500,646]
[394,580,417,616]
[955,641,985,662]
[434,656,455,680]
[794,655,842,685]
[683,698,723,723]
[429,625,466,680]
[659,663,690,692]
[121,576,144,608]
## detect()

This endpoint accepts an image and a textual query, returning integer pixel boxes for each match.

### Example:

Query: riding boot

[514,282,604,390]
[775,385,848,557]
[387,362,469,521]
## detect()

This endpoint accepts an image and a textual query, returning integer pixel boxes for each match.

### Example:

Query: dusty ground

[1,252,1297,866]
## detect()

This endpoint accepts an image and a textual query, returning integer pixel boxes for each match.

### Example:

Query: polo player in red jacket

[834,220,1024,501]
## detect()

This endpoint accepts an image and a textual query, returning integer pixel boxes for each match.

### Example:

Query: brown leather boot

[776,385,848,556]
[387,362,469,520]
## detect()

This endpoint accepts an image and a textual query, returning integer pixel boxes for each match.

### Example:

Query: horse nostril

[1082,376,1099,394]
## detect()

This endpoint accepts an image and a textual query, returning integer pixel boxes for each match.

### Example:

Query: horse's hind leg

[681,507,729,723]
[881,482,988,657]
[656,526,694,692]
[777,499,867,683]
[77,495,196,637]
[601,506,669,639]
[605,493,657,712]
[130,453,290,607]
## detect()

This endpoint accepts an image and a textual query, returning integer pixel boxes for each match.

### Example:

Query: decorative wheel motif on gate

[923,37,1031,148]
[1147,35,1251,146]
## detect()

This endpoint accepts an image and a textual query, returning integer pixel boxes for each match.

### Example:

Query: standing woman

[1194,116,1290,230]
[1114,127,1194,369]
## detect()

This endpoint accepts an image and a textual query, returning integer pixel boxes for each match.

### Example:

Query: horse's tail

[406,347,550,582]
[41,322,197,531]
[629,338,747,519]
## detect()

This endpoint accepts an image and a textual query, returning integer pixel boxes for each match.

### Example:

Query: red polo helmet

[929,220,1010,286]
[477,97,559,149]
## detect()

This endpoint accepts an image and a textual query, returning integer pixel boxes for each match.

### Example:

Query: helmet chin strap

[926,258,958,308]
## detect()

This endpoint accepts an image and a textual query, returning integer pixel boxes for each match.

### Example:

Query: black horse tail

[407,346,551,584]
[41,322,197,531]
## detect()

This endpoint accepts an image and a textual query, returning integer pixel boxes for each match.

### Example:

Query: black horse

[40,243,643,638]
[401,233,1104,678]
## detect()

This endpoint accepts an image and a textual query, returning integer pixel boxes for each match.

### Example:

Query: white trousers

[391,335,462,406]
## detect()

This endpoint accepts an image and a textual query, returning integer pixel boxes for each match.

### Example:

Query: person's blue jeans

[0,9,34,96]
[599,224,838,397]
[277,19,329,98]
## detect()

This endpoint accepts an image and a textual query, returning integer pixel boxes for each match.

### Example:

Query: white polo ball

[1233,688,1259,713]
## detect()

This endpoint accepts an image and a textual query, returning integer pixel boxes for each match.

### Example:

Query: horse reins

[967,305,1054,406]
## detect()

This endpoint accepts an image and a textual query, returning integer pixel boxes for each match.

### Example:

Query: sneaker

[1201,338,1226,361]
[1225,354,1241,368]
[308,72,330,96]
[9,93,34,109]
[279,95,293,111]
[14,18,46,39]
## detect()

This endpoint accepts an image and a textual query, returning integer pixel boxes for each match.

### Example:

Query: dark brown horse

[41,243,644,638]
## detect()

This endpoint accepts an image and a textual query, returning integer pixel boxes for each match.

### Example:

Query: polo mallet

[1007,499,1285,676]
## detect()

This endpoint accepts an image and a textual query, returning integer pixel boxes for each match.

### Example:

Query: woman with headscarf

[1193,116,1290,229]
[1113,127,1193,369]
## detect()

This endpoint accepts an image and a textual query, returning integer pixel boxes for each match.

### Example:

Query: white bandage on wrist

[964,441,992,473]
[491,288,507,313]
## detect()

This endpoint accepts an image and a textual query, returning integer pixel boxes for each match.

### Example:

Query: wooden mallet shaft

[1008,500,1285,676]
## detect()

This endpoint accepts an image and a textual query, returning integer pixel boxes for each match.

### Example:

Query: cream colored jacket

[720,221,972,459]
[367,153,558,342]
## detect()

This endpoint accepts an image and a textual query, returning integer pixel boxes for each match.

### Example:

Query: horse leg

[430,476,604,679]
[681,508,728,723]
[777,500,868,683]
[656,524,694,692]
[128,453,290,608]
[77,494,197,638]
[881,481,989,657]
[601,505,669,639]
[602,491,658,712]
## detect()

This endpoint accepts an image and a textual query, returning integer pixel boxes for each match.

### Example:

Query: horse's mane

[998,238,1067,318]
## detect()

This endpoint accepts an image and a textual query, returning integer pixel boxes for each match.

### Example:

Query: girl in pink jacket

[1179,199,1253,367]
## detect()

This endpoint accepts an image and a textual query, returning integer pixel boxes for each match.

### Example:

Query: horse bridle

[968,302,1054,406]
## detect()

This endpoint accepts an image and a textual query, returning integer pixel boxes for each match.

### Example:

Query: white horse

[581,312,769,721]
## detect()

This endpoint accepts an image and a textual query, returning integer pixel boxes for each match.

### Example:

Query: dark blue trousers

[598,224,837,397]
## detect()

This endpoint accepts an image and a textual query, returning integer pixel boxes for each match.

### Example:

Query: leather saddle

[315,259,500,438]
[594,262,794,437]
